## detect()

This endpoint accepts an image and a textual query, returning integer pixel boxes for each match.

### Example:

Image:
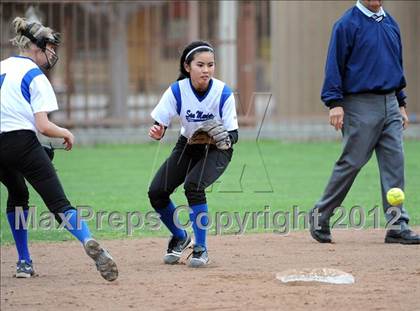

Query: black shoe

[163,233,192,264]
[84,239,119,282]
[385,229,420,245]
[16,260,35,278]
[309,209,332,243]
[188,245,209,268]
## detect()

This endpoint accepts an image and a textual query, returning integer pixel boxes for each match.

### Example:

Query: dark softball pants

[0,130,73,219]
[148,135,233,209]
[314,93,410,226]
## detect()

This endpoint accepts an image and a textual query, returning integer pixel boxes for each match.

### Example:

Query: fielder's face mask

[21,24,61,70]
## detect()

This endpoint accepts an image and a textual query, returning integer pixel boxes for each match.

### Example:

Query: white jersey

[0,56,58,133]
[151,78,238,138]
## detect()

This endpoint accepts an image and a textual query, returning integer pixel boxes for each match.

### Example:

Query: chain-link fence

[1,1,419,141]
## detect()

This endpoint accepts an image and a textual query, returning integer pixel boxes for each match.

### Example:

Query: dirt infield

[1,229,420,311]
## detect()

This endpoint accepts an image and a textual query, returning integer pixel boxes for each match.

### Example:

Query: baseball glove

[195,119,232,150]
[188,130,215,145]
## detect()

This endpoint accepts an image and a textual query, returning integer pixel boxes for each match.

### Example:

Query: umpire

[310,0,420,244]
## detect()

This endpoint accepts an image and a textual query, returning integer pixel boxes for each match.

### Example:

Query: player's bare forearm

[35,112,74,150]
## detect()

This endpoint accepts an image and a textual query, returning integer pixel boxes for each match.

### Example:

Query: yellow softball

[386,188,405,206]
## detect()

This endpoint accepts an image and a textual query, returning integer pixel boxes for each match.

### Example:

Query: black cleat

[16,260,35,278]
[84,239,118,282]
[188,245,209,268]
[163,233,192,264]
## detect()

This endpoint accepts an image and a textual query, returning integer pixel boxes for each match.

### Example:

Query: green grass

[1,140,419,244]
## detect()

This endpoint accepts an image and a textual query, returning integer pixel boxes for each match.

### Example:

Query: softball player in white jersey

[0,17,118,281]
[148,41,238,267]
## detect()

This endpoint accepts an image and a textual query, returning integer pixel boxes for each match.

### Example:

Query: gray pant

[315,93,410,226]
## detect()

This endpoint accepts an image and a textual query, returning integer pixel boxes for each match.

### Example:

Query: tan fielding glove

[196,119,231,150]
[188,130,216,145]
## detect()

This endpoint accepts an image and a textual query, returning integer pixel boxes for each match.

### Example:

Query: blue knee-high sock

[7,210,31,262]
[189,203,209,249]
[63,209,92,243]
[157,201,186,239]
